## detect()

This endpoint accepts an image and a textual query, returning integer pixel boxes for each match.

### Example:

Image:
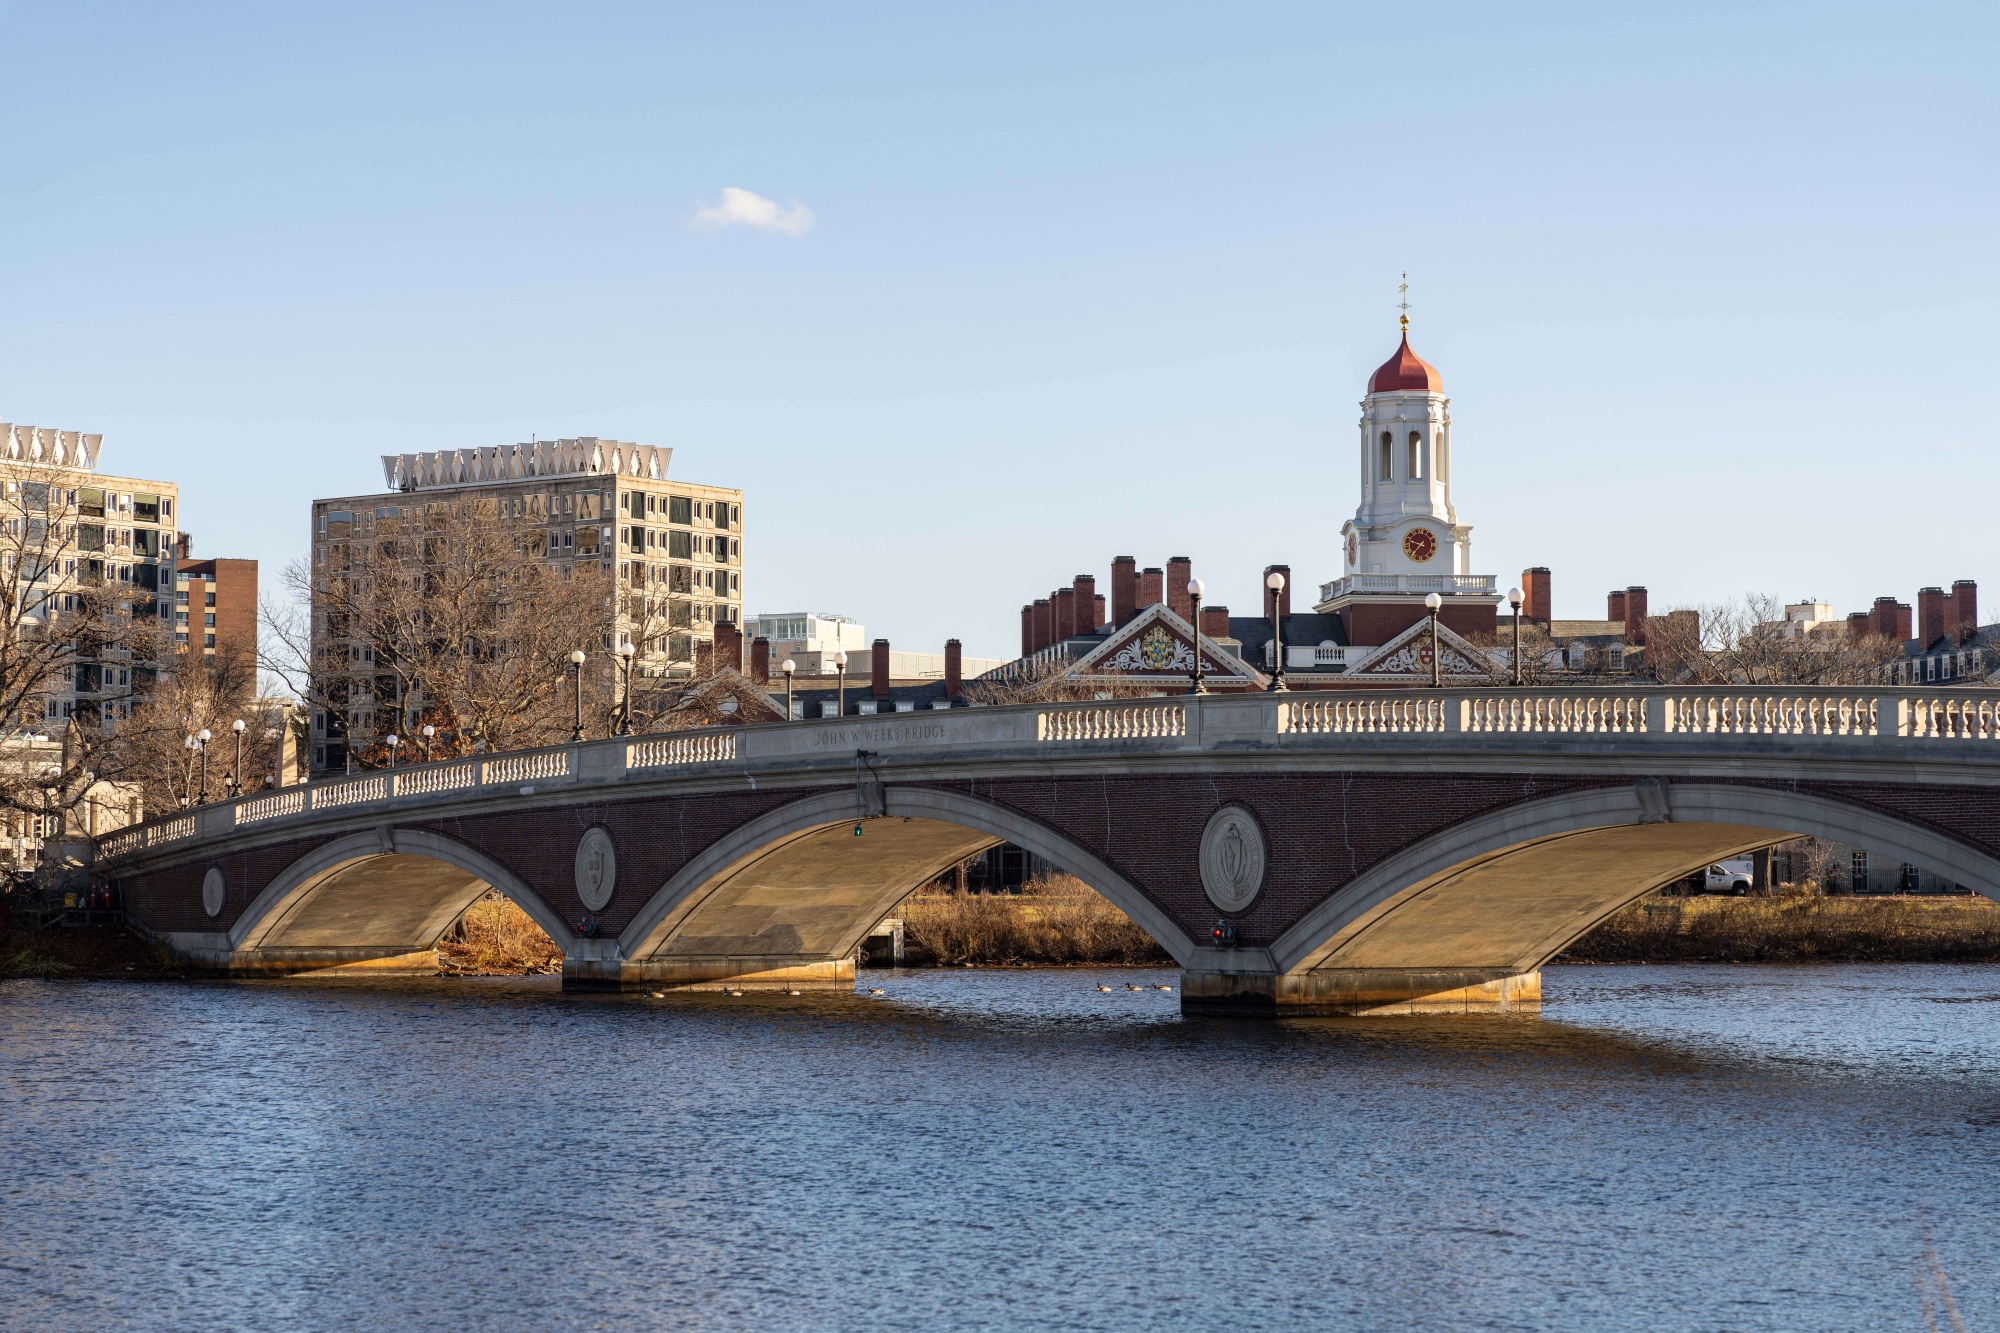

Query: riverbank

[1558,891,2000,963]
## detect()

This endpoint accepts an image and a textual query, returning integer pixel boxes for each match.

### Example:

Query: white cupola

[1338,315,1474,577]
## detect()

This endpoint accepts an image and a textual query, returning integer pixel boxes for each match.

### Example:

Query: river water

[4,964,1998,1331]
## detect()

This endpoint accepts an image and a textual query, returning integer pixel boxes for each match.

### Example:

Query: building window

[669,495,693,525]
[1379,432,1393,481]
[1850,850,1869,892]
[1408,430,1423,480]
[205,592,216,606]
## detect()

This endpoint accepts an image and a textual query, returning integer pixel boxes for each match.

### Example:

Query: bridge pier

[563,954,855,992]
[142,930,444,977]
[1181,955,1542,1017]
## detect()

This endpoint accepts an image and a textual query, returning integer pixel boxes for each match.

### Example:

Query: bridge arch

[234,827,578,958]
[618,786,1200,970]
[1271,781,2000,980]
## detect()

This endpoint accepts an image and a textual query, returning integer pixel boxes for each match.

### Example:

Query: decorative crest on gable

[1066,604,1269,687]
[1344,617,1501,681]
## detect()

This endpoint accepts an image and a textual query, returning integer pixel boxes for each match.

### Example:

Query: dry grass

[899,873,1170,965]
[437,893,564,974]
[1565,891,2000,963]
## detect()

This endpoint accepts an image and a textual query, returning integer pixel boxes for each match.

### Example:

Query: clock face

[1345,532,1358,568]
[1402,527,1439,563]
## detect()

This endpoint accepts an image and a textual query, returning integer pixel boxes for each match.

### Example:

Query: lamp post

[617,642,637,736]
[833,649,849,718]
[421,723,435,763]
[1265,570,1289,692]
[384,734,399,770]
[1507,586,1525,686]
[231,718,246,799]
[1424,592,1443,689]
[1186,578,1207,695]
[183,734,198,806]
[569,648,586,743]
[781,658,797,720]
[197,728,211,803]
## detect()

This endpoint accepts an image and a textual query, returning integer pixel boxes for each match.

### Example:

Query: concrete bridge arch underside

[119,760,2000,1016]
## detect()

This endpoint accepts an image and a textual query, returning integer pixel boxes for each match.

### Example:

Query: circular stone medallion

[201,867,226,919]
[1199,805,1267,914]
[574,827,618,913]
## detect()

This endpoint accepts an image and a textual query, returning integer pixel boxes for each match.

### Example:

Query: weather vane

[1398,273,1410,333]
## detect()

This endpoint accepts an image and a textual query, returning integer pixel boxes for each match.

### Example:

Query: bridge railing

[92,686,2000,862]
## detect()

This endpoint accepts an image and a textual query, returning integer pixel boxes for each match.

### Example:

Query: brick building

[174,540,257,675]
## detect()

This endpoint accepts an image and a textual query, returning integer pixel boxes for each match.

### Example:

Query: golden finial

[1398,273,1410,335]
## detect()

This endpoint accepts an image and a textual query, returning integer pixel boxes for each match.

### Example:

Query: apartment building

[308,436,744,769]
[1,422,183,728]
[173,540,258,671]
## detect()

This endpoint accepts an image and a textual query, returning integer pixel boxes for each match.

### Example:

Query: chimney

[1918,586,1947,648]
[1053,587,1077,641]
[1523,567,1551,624]
[1167,557,1192,622]
[1073,575,1098,631]
[750,635,770,686]
[1020,605,1034,658]
[176,532,193,561]
[1032,599,1052,653]
[871,638,890,699]
[1871,596,1899,639]
[1623,587,1648,647]
[1848,611,1872,639]
[1896,602,1913,641]
[1263,564,1292,622]
[714,622,743,673]
[944,639,963,699]
[1138,567,1164,609]
[1110,556,1138,626]
[1200,605,1230,638]
[1607,590,1627,623]
[1093,594,1106,630]
[1954,580,1979,639]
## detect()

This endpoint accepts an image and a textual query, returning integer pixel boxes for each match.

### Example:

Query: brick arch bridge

[103,689,2000,1015]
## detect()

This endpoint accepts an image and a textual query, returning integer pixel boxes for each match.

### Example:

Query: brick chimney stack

[1167,557,1192,622]
[1607,590,1627,622]
[1053,587,1077,641]
[1263,564,1292,622]
[1954,580,1979,640]
[1523,567,1551,625]
[1032,599,1052,653]
[714,622,743,673]
[1110,556,1138,626]
[1897,603,1913,640]
[1093,594,1106,630]
[750,635,770,685]
[1919,586,1948,648]
[1020,606,1034,657]
[871,639,891,699]
[1200,605,1230,638]
[1623,587,1648,646]
[1073,575,1098,632]
[1847,611,1872,639]
[1138,567,1164,609]
[944,639,963,699]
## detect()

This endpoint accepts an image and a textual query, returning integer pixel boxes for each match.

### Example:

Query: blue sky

[1,2,1994,657]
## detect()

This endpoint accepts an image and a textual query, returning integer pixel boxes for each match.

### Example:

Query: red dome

[1368,331,1442,394]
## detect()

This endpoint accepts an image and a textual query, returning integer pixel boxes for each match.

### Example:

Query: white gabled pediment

[1344,617,1501,681]
[1068,604,1269,686]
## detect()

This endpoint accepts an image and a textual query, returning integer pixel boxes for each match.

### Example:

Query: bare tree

[965,653,1156,704]
[269,499,616,766]
[1643,595,1902,686]
[118,645,281,810]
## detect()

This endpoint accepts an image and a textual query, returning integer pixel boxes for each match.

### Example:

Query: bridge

[102,687,2000,1014]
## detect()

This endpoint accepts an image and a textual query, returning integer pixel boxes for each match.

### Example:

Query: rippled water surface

[4,964,1999,1331]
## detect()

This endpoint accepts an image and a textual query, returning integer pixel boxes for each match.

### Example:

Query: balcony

[1316,573,1499,605]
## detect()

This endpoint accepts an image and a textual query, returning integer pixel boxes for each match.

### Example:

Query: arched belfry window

[1408,430,1424,480]
[1379,431,1393,481]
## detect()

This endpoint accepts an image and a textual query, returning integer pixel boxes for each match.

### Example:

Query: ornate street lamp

[1424,592,1444,689]
[569,648,587,743]
[1186,578,1208,696]
[197,728,211,803]
[183,734,199,806]
[384,733,400,770]
[421,723,435,763]
[781,658,797,721]
[1266,570,1289,693]
[1507,586,1525,686]
[617,641,637,736]
[231,718,246,798]
[833,649,849,718]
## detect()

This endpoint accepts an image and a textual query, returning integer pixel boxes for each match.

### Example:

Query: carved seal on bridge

[202,867,225,918]
[1199,804,1266,914]
[574,828,618,912]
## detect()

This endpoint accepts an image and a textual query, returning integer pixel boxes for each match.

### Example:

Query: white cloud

[690,187,815,238]
[1941,439,1981,453]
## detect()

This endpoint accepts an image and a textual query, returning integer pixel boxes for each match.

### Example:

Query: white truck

[1699,858,1757,895]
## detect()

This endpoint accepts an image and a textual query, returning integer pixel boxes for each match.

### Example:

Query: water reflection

[3,964,1997,1331]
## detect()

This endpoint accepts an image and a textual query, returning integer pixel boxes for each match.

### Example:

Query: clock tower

[1316,300,1501,646]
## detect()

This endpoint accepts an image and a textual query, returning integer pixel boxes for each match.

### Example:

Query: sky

[1,1,1995,660]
